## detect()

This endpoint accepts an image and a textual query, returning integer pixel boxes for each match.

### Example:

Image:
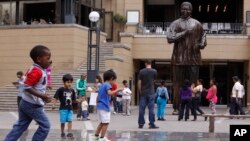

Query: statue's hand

[185,29,192,35]
[198,43,206,49]
[194,43,200,50]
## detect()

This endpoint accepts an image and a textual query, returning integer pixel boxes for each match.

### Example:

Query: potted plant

[113,13,127,24]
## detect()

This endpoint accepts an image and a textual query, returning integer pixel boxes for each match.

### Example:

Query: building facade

[0,0,250,106]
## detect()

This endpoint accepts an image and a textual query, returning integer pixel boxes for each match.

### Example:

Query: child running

[94,69,122,141]
[4,45,53,141]
[53,74,76,139]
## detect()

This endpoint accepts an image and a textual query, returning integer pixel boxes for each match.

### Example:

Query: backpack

[159,88,166,99]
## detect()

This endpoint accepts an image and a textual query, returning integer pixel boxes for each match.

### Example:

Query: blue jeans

[157,98,167,118]
[138,94,155,126]
[111,96,118,112]
[116,101,123,112]
[4,100,51,141]
[82,110,89,118]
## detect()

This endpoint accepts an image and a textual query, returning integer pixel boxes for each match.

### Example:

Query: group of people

[178,79,217,121]
[6,45,133,141]
[109,80,132,116]
[4,46,248,141]
[3,2,248,141]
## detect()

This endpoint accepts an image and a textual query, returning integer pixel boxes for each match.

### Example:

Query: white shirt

[240,84,245,97]
[23,64,47,106]
[17,76,25,97]
[194,84,203,93]
[232,81,243,98]
[122,87,132,100]
[81,100,88,111]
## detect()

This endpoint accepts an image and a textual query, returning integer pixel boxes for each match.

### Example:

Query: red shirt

[111,83,118,96]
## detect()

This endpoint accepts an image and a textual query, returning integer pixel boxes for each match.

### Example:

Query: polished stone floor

[0,129,82,141]
[0,129,229,141]
[86,130,229,141]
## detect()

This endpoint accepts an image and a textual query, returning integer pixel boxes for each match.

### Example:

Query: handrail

[202,114,250,133]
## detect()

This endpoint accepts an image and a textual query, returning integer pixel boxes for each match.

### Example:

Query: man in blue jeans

[138,59,159,129]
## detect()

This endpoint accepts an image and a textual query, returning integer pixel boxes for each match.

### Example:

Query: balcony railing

[137,22,245,35]
[202,23,245,34]
[137,22,169,35]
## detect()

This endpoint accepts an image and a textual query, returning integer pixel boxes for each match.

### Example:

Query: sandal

[61,133,66,139]
[67,133,74,138]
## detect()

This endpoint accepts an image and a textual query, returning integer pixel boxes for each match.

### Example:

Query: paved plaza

[0,106,249,141]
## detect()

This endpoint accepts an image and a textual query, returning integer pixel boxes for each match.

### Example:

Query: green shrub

[113,14,127,24]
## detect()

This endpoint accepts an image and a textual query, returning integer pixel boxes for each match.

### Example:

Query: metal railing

[137,22,245,35]
[137,22,168,35]
[202,23,245,34]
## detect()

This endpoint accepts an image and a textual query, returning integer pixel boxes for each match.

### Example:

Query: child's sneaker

[61,133,66,139]
[92,135,99,141]
[66,133,74,139]
[99,137,111,141]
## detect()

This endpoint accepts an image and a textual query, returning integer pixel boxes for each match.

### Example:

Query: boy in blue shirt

[94,69,122,141]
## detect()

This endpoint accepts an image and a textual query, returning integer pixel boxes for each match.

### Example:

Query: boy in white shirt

[121,80,132,116]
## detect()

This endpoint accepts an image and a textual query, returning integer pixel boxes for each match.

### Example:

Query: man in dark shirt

[138,60,158,129]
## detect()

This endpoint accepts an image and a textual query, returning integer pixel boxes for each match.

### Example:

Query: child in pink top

[206,79,218,114]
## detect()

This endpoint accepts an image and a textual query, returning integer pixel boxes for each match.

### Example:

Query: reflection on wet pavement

[0,129,229,141]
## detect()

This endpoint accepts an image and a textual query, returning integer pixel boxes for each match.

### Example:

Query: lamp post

[87,11,100,83]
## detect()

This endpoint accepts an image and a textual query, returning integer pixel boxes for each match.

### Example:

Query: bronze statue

[167,2,207,113]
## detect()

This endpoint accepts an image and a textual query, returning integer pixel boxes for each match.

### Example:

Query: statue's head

[180,2,192,19]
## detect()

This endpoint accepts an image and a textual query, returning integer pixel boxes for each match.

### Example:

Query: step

[0,99,18,102]
[0,107,60,112]
[0,103,59,107]
[0,48,110,111]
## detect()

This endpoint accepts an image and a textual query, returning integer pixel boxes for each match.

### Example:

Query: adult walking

[194,79,205,115]
[206,79,218,114]
[178,80,192,121]
[230,76,245,115]
[138,60,158,129]
[155,81,169,121]
[191,79,205,121]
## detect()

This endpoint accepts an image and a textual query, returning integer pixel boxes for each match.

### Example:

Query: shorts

[97,110,110,123]
[60,110,73,123]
